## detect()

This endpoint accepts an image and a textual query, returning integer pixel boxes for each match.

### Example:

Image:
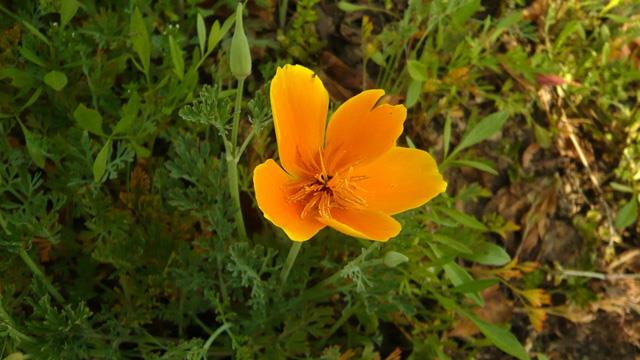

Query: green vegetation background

[1,0,639,359]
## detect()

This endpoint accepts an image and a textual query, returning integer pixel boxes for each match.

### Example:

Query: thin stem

[280,242,302,289]
[279,0,289,28]
[227,77,247,241]
[19,248,65,304]
[318,304,356,349]
[215,253,228,302]
[235,125,258,162]
[201,323,232,359]
[231,78,245,149]
[226,159,247,241]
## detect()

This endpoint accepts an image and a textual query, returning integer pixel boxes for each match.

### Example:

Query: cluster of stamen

[287,153,367,219]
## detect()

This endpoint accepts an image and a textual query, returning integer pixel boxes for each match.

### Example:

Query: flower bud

[383,251,409,268]
[229,3,252,80]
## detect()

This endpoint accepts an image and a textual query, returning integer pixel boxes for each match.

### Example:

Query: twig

[19,248,65,304]
[560,111,621,250]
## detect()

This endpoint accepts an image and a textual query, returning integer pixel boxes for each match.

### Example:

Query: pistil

[287,166,368,219]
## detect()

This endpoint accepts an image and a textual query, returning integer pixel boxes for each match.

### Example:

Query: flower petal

[353,147,447,215]
[317,208,401,241]
[270,64,329,176]
[324,89,406,173]
[253,159,325,241]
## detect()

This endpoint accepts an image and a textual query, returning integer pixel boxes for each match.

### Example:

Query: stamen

[286,166,369,219]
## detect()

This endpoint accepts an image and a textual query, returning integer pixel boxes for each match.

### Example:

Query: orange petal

[253,159,325,241]
[353,147,447,215]
[317,208,401,241]
[324,90,406,173]
[270,65,329,176]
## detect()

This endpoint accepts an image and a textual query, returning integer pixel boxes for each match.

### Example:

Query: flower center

[287,167,367,219]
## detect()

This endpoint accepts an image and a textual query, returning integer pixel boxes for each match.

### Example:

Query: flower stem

[231,78,245,150]
[19,248,64,304]
[226,159,247,241]
[280,242,302,289]
[227,78,247,241]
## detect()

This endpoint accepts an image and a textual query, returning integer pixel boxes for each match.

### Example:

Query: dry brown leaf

[33,238,52,263]
[518,180,558,258]
[522,0,548,21]
[522,143,541,169]
[384,348,402,360]
[319,51,373,99]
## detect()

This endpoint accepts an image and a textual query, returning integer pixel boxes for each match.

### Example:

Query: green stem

[19,248,65,304]
[226,159,247,241]
[280,242,302,289]
[279,0,289,28]
[231,78,245,149]
[227,78,247,241]
[201,323,232,359]
[318,304,356,349]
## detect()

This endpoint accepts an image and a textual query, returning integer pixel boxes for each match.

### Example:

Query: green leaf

[370,51,386,66]
[207,21,222,53]
[405,79,422,108]
[533,122,552,149]
[443,261,484,306]
[443,116,452,158]
[337,2,369,12]
[130,8,150,75]
[93,140,111,182]
[168,35,184,80]
[336,1,391,14]
[43,70,68,91]
[60,0,80,28]
[438,207,488,231]
[430,244,483,305]
[0,67,33,88]
[21,20,51,45]
[452,278,500,294]
[207,15,234,54]
[451,0,481,27]
[452,111,508,156]
[114,93,140,134]
[432,293,529,360]
[615,197,638,230]
[20,124,46,168]
[131,142,151,158]
[458,309,530,360]
[73,104,104,136]
[610,182,634,193]
[19,88,42,113]
[197,13,206,55]
[407,60,428,81]
[431,234,473,254]
[405,135,416,149]
[451,159,498,175]
[555,20,585,51]
[19,47,46,67]
[462,241,511,266]
[488,12,522,45]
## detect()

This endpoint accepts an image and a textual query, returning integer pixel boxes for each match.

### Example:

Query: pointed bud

[229,3,252,80]
[384,251,409,268]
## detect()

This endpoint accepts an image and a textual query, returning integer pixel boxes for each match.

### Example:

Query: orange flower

[253,65,447,241]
